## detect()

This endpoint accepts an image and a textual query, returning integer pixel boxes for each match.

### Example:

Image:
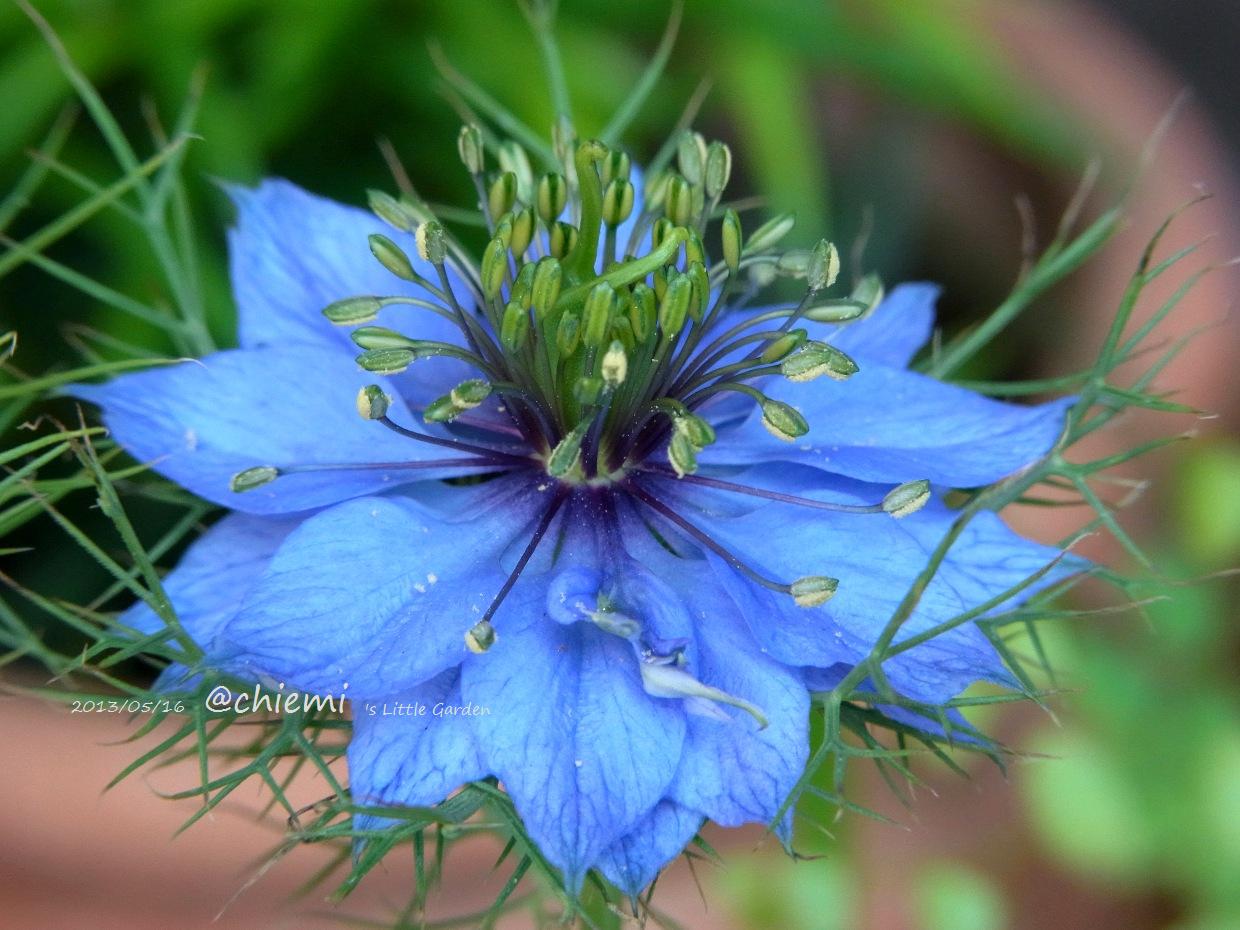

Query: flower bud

[355,384,391,420]
[668,430,698,478]
[746,212,796,253]
[704,141,732,198]
[457,124,484,174]
[721,208,743,274]
[230,465,279,493]
[601,178,635,226]
[882,479,931,518]
[501,300,530,352]
[601,339,628,387]
[664,174,693,227]
[536,172,568,223]
[676,130,706,185]
[807,239,841,291]
[368,189,413,231]
[549,221,578,259]
[781,342,858,382]
[658,274,692,339]
[357,347,417,375]
[368,233,418,281]
[465,619,497,654]
[323,296,383,326]
[790,576,839,608]
[583,282,616,348]
[481,237,508,300]
[760,328,807,365]
[531,257,563,319]
[415,221,447,265]
[488,171,518,219]
[760,398,809,442]
[601,149,631,186]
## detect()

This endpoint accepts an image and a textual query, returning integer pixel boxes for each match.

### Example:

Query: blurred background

[1,1,1237,928]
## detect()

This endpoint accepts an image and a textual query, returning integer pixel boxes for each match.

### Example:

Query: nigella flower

[73,129,1074,896]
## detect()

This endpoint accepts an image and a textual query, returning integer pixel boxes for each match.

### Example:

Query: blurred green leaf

[914,863,1007,930]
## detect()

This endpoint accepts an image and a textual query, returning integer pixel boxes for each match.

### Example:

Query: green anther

[547,422,590,477]
[501,300,530,352]
[356,384,391,420]
[601,149,631,186]
[415,221,447,264]
[481,238,508,300]
[493,215,514,249]
[882,479,931,518]
[781,342,858,382]
[368,233,418,281]
[653,267,668,302]
[602,178,635,226]
[510,207,536,258]
[531,258,563,319]
[556,311,581,355]
[510,261,537,309]
[722,208,743,274]
[643,171,671,212]
[790,576,839,608]
[676,130,706,185]
[488,171,518,219]
[630,284,656,341]
[851,273,885,315]
[668,430,698,478]
[746,212,796,253]
[357,347,417,375]
[807,239,841,291]
[658,273,692,338]
[760,398,809,442]
[537,172,568,223]
[777,250,811,276]
[323,296,383,326]
[574,375,604,405]
[368,189,413,231]
[611,313,636,350]
[457,124,484,175]
[664,174,693,227]
[549,221,578,259]
[423,394,459,423]
[230,465,279,493]
[675,412,716,448]
[497,141,534,199]
[583,282,616,347]
[465,619,497,654]
[685,228,706,266]
[352,326,416,350]
[651,217,674,250]
[686,261,710,321]
[760,328,808,364]
[704,141,732,198]
[601,339,628,386]
[450,378,492,409]
[804,297,867,323]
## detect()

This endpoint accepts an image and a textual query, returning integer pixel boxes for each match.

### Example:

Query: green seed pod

[355,384,391,420]
[664,174,693,227]
[536,172,568,223]
[323,296,383,326]
[488,171,518,219]
[601,149,631,186]
[882,479,931,518]
[760,398,809,442]
[790,576,839,608]
[807,239,841,291]
[481,237,508,300]
[721,208,743,274]
[601,178,635,226]
[368,189,413,231]
[704,141,732,199]
[229,465,279,493]
[549,221,578,260]
[760,328,808,365]
[746,212,796,253]
[630,283,657,341]
[415,221,447,265]
[556,311,581,355]
[501,300,530,352]
[531,257,563,319]
[357,347,417,374]
[457,124,484,175]
[368,233,418,281]
[510,207,536,258]
[583,282,616,348]
[658,274,692,339]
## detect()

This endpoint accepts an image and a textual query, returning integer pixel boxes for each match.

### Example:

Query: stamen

[477,491,566,625]
[228,457,515,493]
[375,413,536,465]
[640,468,887,514]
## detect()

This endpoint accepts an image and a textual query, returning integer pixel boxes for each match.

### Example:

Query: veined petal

[214,478,548,697]
[461,617,686,891]
[348,669,488,827]
[595,800,703,899]
[704,361,1071,488]
[70,346,487,514]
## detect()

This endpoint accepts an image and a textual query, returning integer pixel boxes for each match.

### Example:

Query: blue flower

[75,153,1074,897]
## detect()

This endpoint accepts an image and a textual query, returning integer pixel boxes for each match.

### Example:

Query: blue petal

[118,512,300,687]
[817,282,937,367]
[348,669,488,827]
[461,616,686,891]
[215,478,548,696]
[595,800,703,899]
[704,362,1072,487]
[70,346,486,514]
